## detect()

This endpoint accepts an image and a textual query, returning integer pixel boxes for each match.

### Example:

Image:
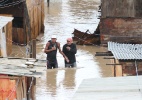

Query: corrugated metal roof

[108,42,142,60]
[0,16,13,29]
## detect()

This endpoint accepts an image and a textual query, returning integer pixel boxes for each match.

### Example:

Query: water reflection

[63,69,76,88]
[46,70,58,96]
[68,0,99,18]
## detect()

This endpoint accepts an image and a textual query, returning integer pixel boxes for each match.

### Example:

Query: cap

[51,35,57,38]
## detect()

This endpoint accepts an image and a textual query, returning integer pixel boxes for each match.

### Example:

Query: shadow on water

[63,69,76,89]
[46,70,58,96]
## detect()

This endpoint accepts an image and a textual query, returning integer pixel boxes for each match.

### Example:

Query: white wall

[0,28,7,57]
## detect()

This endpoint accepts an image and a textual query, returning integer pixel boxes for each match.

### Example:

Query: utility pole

[27,39,36,100]
[30,39,36,58]
[24,0,36,99]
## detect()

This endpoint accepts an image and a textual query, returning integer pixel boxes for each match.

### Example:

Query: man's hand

[66,46,70,51]
[51,47,56,51]
[64,56,69,63]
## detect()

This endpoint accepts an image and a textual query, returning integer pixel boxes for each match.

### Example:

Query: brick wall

[100,18,142,44]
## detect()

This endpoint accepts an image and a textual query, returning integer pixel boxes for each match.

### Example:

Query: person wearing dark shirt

[63,38,77,68]
[44,35,69,69]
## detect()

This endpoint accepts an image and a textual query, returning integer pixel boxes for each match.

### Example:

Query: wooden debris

[25,62,34,65]
[0,58,44,77]
[72,29,100,45]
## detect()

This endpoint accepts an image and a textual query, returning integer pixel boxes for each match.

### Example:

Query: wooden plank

[104,57,115,59]
[106,64,122,65]
[0,71,42,78]
[95,52,113,56]
[0,76,23,79]
[22,77,27,99]
[6,21,12,56]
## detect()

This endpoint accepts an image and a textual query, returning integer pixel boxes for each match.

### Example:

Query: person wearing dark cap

[62,38,77,68]
[44,35,69,69]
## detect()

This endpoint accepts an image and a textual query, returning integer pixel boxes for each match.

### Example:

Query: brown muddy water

[11,0,113,100]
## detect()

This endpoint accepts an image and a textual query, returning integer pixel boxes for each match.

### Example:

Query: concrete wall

[100,0,142,45]
[101,0,135,18]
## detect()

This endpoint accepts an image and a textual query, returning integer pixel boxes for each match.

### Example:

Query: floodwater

[35,0,112,100]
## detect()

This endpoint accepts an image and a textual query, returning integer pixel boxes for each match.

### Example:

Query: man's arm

[44,42,56,53]
[57,43,69,62]
[57,42,66,57]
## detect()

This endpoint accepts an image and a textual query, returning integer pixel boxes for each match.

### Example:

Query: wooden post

[114,59,116,77]
[32,39,36,59]
[27,77,36,100]
[31,39,36,100]
[122,65,123,76]
[27,39,36,100]
[27,77,31,100]
[47,0,50,7]
[30,39,36,58]
[30,41,32,58]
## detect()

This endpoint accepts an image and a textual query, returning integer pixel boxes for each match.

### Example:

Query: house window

[12,17,23,28]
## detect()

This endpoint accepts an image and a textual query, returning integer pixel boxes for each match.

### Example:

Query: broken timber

[95,52,113,56]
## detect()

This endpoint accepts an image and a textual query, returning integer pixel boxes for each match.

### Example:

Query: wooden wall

[0,0,45,45]
[6,22,13,55]
[25,0,44,42]
[12,28,25,45]
[13,0,44,44]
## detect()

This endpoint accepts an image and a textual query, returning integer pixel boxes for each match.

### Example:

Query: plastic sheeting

[0,16,13,29]
[0,75,16,100]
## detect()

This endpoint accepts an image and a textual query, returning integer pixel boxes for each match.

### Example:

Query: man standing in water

[63,38,77,68]
[44,35,69,69]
